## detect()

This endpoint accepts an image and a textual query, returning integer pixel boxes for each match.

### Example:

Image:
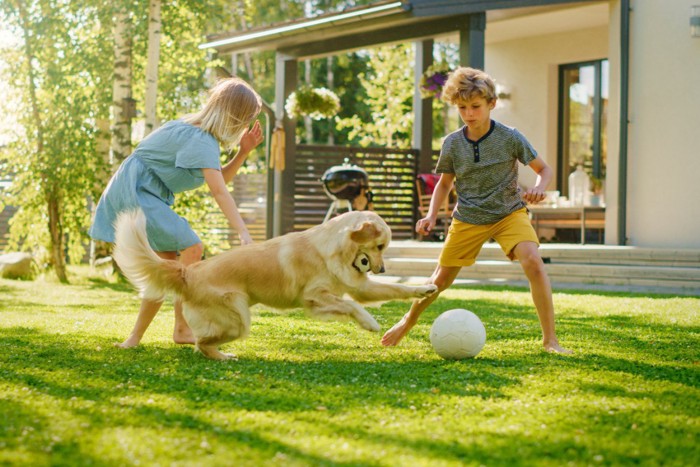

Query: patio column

[413,38,434,175]
[459,12,485,69]
[273,53,297,236]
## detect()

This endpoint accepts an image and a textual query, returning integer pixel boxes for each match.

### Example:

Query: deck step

[384,241,700,295]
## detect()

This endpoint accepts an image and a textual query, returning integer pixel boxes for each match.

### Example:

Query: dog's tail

[113,210,187,300]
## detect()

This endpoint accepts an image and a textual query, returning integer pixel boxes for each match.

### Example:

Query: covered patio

[202,0,601,240]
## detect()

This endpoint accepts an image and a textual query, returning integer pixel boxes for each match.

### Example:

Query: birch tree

[0,0,112,282]
[112,4,134,165]
[144,0,161,136]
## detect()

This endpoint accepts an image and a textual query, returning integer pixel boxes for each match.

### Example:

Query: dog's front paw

[415,284,438,298]
[359,315,381,332]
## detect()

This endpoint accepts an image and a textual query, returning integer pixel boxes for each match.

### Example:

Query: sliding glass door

[557,60,608,198]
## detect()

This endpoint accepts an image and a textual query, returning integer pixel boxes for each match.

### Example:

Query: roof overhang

[200,0,599,59]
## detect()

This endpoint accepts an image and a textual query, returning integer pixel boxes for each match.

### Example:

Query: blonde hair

[442,67,497,106]
[183,77,262,151]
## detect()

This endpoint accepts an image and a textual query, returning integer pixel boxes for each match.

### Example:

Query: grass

[1,267,698,466]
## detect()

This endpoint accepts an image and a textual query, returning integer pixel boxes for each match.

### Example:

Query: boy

[381,67,570,354]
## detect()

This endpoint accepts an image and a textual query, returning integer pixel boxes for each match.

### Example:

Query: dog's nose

[379,265,385,274]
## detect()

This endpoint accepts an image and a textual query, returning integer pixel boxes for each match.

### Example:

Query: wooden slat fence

[294,145,419,240]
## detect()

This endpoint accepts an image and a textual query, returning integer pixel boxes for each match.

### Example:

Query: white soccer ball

[353,252,371,273]
[430,309,486,359]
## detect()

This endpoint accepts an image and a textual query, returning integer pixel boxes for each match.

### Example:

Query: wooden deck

[382,241,700,296]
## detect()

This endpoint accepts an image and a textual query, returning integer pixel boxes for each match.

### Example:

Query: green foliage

[336,45,415,148]
[1,269,699,465]
[0,0,113,268]
[285,86,340,120]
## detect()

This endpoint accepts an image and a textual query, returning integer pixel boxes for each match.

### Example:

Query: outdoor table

[528,204,606,245]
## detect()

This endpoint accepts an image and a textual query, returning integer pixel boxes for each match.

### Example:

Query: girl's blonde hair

[442,67,497,105]
[183,77,262,151]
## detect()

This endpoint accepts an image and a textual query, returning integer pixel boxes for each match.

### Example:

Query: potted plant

[590,176,604,206]
[419,62,451,99]
[285,86,340,120]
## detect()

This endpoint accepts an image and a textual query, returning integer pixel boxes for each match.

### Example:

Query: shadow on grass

[86,276,134,293]
[2,308,699,466]
[452,282,699,299]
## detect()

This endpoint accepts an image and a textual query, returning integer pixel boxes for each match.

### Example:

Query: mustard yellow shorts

[438,208,539,267]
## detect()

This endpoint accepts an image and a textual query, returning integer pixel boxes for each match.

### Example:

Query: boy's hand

[416,217,436,236]
[522,187,546,204]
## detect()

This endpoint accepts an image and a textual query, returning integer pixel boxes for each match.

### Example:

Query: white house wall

[622,0,700,248]
[486,0,700,249]
[484,24,609,212]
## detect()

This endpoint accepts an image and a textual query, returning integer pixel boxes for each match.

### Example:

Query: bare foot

[381,316,414,347]
[196,344,237,360]
[114,335,141,349]
[173,325,195,345]
[544,341,573,354]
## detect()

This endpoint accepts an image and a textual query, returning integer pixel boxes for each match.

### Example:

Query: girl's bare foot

[173,326,195,345]
[544,340,573,354]
[114,335,141,348]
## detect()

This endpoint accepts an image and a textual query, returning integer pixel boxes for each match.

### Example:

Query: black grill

[321,161,369,201]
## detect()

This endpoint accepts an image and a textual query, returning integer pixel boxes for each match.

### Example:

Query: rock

[0,252,35,280]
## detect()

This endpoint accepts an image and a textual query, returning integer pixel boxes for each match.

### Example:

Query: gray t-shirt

[436,120,537,225]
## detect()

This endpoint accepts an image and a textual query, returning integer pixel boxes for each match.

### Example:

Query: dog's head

[345,211,391,275]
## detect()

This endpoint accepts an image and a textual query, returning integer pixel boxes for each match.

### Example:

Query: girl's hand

[238,121,263,156]
[238,230,254,246]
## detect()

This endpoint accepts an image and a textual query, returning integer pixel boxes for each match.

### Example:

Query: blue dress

[89,120,221,251]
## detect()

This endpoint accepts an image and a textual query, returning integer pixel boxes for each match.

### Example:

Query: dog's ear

[350,221,380,243]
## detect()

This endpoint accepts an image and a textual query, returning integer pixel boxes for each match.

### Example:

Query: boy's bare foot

[381,317,414,346]
[544,341,573,354]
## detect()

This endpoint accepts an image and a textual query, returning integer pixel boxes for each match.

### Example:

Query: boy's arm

[428,174,455,217]
[523,158,552,204]
[416,173,455,236]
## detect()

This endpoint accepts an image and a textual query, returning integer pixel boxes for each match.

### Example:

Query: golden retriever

[113,210,438,360]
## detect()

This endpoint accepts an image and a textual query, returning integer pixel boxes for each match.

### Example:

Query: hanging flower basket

[285,86,340,120]
[419,62,451,99]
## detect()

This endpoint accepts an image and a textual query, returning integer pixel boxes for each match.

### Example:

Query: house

[201,0,700,249]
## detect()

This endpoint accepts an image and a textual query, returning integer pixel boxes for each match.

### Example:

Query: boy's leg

[172,243,204,344]
[512,241,571,354]
[382,218,490,347]
[116,250,178,348]
[381,265,461,346]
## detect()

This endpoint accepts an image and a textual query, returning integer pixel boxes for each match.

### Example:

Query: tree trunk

[327,56,334,145]
[47,193,67,283]
[144,0,162,136]
[112,7,133,166]
[16,0,68,282]
[235,1,255,82]
[304,59,313,143]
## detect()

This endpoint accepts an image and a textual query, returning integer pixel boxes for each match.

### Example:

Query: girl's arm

[203,168,253,245]
[221,121,263,184]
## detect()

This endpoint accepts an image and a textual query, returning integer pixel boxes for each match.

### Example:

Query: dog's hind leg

[304,292,380,332]
[186,292,252,360]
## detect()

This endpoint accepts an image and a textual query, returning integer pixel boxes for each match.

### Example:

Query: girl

[90,77,264,348]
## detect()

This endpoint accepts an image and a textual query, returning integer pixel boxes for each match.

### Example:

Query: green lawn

[1,267,698,466]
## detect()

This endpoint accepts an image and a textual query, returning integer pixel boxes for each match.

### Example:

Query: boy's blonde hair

[442,67,497,105]
[183,77,262,152]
